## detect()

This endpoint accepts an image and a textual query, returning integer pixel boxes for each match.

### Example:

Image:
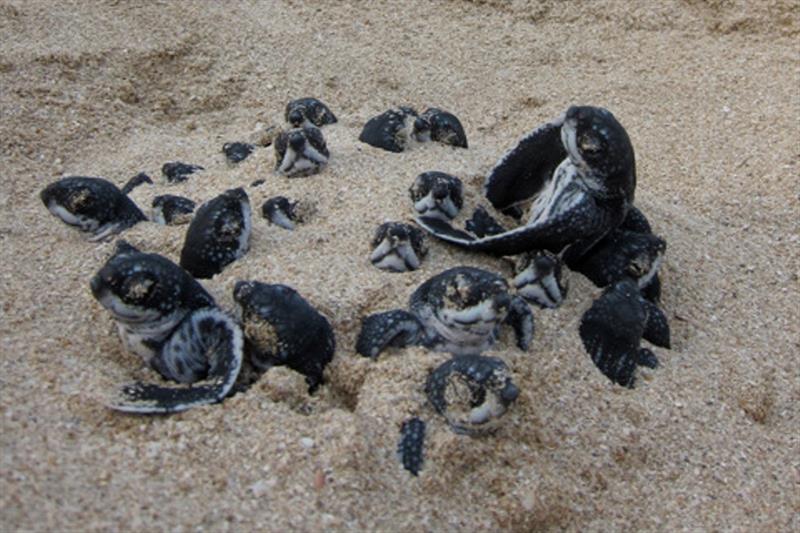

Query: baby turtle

[416,108,468,148]
[579,277,670,388]
[416,105,636,259]
[40,176,146,241]
[409,171,464,222]
[369,222,428,273]
[233,281,335,392]
[285,97,338,128]
[426,354,519,435]
[261,196,314,230]
[162,161,204,183]
[274,125,329,177]
[152,194,196,226]
[358,107,428,153]
[507,250,568,309]
[179,187,252,279]
[567,206,665,302]
[356,266,533,358]
[222,142,254,164]
[90,241,243,413]
[396,353,520,475]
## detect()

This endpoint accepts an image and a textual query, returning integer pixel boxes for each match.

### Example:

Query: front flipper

[355,310,424,359]
[397,417,426,476]
[108,308,243,414]
[416,194,613,257]
[505,296,534,351]
[641,299,671,349]
[465,205,507,237]
[483,115,567,212]
[579,331,640,388]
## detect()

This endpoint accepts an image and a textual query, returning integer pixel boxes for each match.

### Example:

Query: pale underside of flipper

[483,116,567,215]
[108,309,243,414]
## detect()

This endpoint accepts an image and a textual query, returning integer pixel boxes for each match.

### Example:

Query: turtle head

[624,233,666,288]
[561,106,635,200]
[91,242,212,324]
[420,108,468,148]
[437,269,512,337]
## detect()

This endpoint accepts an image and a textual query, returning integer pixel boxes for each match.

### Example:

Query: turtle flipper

[464,205,506,238]
[637,348,659,369]
[620,205,653,234]
[579,279,654,388]
[579,332,640,388]
[505,295,534,351]
[355,310,424,359]
[416,194,613,256]
[641,299,671,349]
[108,309,243,414]
[483,115,567,212]
[121,172,153,195]
[398,417,426,476]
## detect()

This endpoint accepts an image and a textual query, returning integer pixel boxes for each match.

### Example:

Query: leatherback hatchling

[416,105,635,261]
[40,176,147,241]
[90,241,243,413]
[356,266,533,358]
[179,187,252,279]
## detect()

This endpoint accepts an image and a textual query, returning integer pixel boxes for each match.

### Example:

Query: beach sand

[1,0,798,530]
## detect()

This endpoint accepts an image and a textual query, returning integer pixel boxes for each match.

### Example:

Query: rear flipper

[505,296,534,351]
[355,310,424,359]
[642,299,671,349]
[465,206,506,238]
[398,417,426,476]
[108,308,243,414]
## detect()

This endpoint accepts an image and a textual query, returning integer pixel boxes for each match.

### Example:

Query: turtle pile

[41,99,670,476]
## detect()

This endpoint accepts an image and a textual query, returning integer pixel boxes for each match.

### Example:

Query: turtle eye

[121,272,157,304]
[578,132,605,155]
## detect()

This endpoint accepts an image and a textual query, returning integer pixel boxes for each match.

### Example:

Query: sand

[1,0,798,530]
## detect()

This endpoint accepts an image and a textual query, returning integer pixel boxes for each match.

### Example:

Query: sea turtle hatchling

[566,206,666,302]
[222,142,255,164]
[40,176,147,241]
[415,105,636,261]
[409,171,464,222]
[151,194,196,226]
[162,161,204,183]
[90,240,243,414]
[179,187,252,279]
[358,106,427,153]
[415,107,468,148]
[285,97,338,128]
[396,354,520,475]
[233,281,336,392]
[579,277,670,387]
[261,196,315,230]
[369,222,428,273]
[274,125,330,177]
[356,266,533,359]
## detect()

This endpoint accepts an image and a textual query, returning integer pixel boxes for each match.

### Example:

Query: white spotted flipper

[109,308,243,414]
